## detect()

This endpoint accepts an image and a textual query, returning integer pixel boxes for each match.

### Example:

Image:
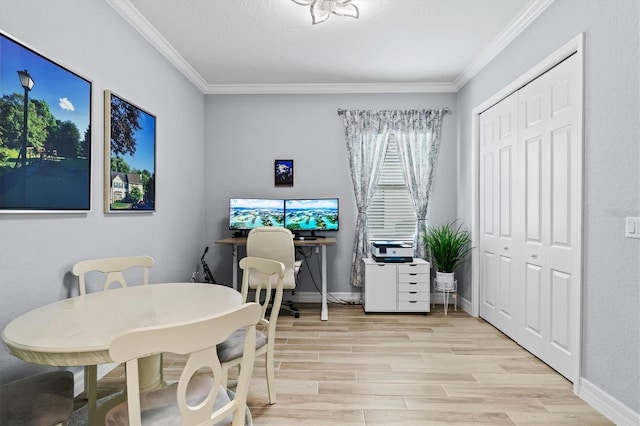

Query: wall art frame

[0,31,92,213]
[104,90,156,213]
[275,159,294,186]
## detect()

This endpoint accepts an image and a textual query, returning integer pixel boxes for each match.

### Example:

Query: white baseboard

[288,291,362,304]
[577,377,639,425]
[290,291,472,307]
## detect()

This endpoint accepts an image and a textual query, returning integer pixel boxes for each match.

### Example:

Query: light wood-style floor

[81,303,612,425]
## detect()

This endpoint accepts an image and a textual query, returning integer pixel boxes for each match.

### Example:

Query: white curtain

[339,108,448,287]
[395,109,447,259]
[339,110,389,288]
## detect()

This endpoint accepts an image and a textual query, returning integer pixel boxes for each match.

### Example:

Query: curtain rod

[337,107,450,116]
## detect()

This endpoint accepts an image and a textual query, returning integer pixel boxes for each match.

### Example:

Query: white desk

[216,237,336,321]
[2,283,242,425]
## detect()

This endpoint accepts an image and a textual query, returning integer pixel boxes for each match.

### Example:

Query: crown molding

[106,0,209,92]
[453,0,555,90]
[108,0,552,95]
[202,82,457,95]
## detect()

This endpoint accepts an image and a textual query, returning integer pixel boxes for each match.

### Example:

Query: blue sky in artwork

[0,34,91,134]
[116,104,155,174]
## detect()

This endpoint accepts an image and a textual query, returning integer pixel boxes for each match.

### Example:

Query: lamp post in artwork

[17,69,35,169]
[17,69,34,205]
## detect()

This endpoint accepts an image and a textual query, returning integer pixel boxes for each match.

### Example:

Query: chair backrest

[72,255,155,295]
[108,302,261,426]
[239,256,285,330]
[246,227,297,289]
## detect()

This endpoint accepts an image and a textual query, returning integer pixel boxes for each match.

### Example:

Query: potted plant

[422,220,472,290]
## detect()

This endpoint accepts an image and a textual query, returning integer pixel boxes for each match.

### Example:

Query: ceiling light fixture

[291,0,359,25]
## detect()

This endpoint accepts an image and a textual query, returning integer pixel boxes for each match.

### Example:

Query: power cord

[296,247,348,305]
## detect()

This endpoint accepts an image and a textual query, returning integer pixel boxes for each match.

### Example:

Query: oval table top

[2,283,242,367]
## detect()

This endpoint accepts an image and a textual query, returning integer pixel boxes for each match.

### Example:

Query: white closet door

[517,54,579,380]
[479,92,520,339]
[479,54,579,381]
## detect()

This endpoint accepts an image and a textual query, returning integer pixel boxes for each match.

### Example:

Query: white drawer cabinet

[363,258,430,313]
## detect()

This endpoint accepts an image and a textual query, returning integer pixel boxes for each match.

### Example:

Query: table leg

[138,354,164,392]
[94,391,126,426]
[321,245,328,321]
[85,354,163,425]
[85,365,98,425]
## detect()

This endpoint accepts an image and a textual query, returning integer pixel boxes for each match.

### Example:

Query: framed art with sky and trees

[0,31,92,212]
[104,90,156,213]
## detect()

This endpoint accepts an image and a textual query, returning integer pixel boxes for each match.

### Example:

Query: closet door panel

[479,92,519,336]
[479,54,580,382]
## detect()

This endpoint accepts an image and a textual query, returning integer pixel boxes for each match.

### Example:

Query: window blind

[367,137,416,243]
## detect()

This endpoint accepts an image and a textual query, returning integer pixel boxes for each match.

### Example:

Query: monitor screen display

[229,198,284,230]
[285,198,339,232]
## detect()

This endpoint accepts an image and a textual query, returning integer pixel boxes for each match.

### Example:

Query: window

[367,135,416,243]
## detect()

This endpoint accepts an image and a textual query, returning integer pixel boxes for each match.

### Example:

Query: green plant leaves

[422,220,472,273]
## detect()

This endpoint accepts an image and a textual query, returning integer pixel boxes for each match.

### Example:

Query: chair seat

[105,376,253,426]
[218,329,267,363]
[0,371,74,426]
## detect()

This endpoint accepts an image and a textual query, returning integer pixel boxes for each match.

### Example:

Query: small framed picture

[275,159,293,186]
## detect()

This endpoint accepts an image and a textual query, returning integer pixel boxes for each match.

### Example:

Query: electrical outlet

[626,217,640,239]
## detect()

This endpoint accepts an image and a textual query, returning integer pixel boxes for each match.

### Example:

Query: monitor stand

[293,231,326,241]
[232,230,248,238]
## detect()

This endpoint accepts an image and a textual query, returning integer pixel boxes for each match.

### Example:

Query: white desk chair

[218,256,285,405]
[71,255,156,420]
[105,302,261,426]
[246,227,302,318]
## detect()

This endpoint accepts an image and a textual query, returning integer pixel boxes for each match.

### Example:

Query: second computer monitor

[284,198,339,235]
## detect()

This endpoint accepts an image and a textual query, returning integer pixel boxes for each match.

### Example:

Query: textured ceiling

[109,0,553,93]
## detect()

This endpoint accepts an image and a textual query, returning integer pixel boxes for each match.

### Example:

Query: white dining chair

[105,302,261,426]
[71,255,156,421]
[218,256,285,405]
[0,371,74,426]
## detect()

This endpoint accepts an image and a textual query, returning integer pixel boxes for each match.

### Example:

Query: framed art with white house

[104,90,156,212]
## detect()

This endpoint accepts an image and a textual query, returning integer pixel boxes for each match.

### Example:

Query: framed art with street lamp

[104,91,156,213]
[0,31,92,212]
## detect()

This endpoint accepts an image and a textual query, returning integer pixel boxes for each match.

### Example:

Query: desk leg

[232,244,238,291]
[321,245,328,321]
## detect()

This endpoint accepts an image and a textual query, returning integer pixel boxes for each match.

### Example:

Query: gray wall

[456,0,639,413]
[0,0,206,381]
[1,0,638,417]
[203,94,457,293]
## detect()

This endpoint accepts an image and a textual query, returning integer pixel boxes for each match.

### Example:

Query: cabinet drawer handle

[409,300,417,303]
[409,273,417,276]
[409,291,417,294]
[409,282,417,285]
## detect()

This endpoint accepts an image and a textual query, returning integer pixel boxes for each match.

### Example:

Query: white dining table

[2,282,242,425]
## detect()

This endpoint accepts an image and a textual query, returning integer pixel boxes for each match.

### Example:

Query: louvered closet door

[479,54,579,382]
[479,92,520,339]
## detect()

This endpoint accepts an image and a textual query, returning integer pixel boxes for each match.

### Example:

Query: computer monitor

[229,198,285,233]
[284,198,339,237]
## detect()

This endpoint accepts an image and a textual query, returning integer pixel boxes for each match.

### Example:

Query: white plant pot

[436,271,456,290]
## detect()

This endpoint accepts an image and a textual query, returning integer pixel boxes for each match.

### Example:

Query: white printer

[371,241,414,263]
